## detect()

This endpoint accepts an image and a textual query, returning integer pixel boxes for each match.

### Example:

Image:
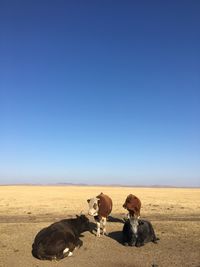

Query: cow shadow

[108,230,123,244]
[88,216,124,236]
[108,215,124,223]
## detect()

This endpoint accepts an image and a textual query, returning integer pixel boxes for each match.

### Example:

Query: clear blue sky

[0,1,199,186]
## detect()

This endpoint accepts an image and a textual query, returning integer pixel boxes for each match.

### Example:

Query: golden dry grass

[0,186,200,267]
[1,185,199,216]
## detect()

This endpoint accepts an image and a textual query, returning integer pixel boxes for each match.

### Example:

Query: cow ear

[123,215,129,222]
[122,217,127,222]
[87,199,90,203]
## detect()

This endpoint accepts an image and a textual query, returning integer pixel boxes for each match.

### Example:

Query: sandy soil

[0,186,199,267]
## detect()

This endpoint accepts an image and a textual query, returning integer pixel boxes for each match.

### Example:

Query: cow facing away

[122,217,159,247]
[87,192,112,237]
[32,215,90,261]
[123,194,141,218]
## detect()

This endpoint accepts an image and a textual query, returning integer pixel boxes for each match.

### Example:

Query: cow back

[97,193,112,218]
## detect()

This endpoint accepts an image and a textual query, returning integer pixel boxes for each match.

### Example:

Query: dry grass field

[0,185,199,267]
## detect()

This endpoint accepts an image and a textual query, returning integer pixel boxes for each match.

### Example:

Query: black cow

[122,217,159,247]
[32,215,90,261]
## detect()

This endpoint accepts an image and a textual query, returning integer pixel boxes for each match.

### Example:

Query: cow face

[130,217,139,236]
[123,217,138,246]
[87,197,99,216]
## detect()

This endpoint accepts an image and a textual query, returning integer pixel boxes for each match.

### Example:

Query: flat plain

[0,185,199,267]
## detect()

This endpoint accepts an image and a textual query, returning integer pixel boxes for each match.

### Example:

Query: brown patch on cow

[96,193,112,218]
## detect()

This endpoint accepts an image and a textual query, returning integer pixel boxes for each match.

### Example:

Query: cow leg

[135,241,144,247]
[63,247,74,258]
[102,217,107,235]
[75,238,83,248]
[96,221,101,237]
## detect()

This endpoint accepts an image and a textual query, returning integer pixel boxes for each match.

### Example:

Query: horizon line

[0,182,199,189]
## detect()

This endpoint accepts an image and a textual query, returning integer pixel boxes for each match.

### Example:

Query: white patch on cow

[68,252,73,257]
[130,217,139,237]
[63,247,69,254]
[96,221,101,237]
[88,197,99,216]
[102,217,107,235]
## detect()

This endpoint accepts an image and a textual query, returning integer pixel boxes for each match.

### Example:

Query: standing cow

[32,215,90,261]
[123,194,141,218]
[87,192,112,237]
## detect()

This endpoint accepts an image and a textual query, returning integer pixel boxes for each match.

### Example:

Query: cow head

[130,217,139,236]
[76,214,90,232]
[87,197,100,216]
[123,217,139,246]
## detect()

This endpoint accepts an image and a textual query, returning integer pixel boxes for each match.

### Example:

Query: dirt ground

[0,186,199,267]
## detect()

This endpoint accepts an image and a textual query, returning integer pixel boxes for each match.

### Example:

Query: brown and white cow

[123,194,141,219]
[87,192,112,237]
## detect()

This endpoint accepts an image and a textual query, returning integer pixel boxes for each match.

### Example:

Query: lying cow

[32,214,90,261]
[87,192,112,236]
[123,194,141,218]
[122,217,159,247]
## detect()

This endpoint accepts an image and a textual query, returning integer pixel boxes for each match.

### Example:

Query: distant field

[0,186,200,267]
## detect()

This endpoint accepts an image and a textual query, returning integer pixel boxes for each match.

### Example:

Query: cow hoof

[136,243,144,247]
[123,242,129,246]
[52,256,57,262]
[68,252,73,257]
[63,247,69,254]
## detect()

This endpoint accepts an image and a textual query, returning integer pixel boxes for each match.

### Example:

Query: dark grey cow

[32,215,90,261]
[122,217,159,247]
